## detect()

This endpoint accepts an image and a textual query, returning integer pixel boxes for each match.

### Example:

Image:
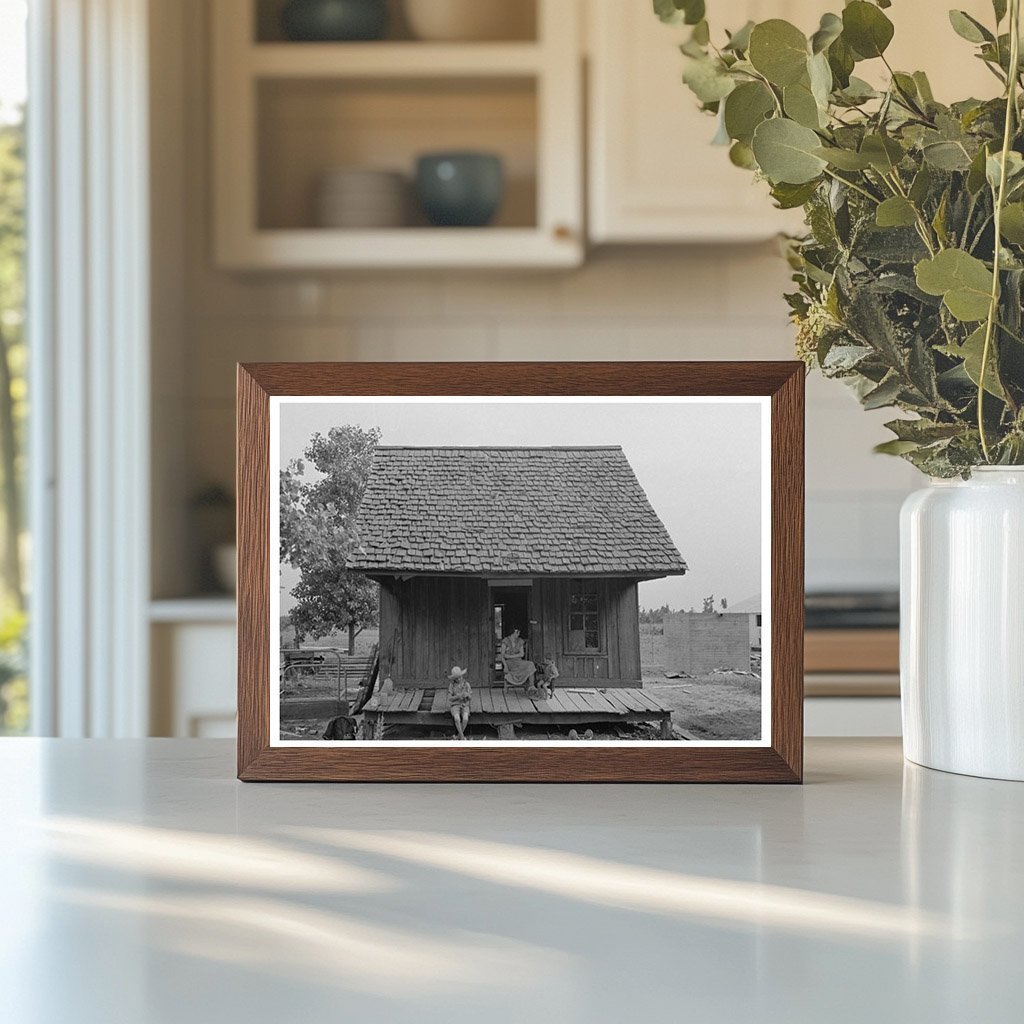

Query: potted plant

[658,0,1024,779]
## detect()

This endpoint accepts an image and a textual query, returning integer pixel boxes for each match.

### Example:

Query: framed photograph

[237,362,804,782]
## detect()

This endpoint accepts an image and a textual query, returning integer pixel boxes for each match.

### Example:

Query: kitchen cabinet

[150,600,237,737]
[586,0,998,244]
[211,0,583,269]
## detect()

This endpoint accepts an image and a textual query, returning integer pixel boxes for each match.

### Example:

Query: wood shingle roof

[347,446,688,577]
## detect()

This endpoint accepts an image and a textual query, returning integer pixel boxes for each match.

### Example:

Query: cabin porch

[360,685,673,740]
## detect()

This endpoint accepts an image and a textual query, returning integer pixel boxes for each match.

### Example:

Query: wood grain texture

[236,361,805,783]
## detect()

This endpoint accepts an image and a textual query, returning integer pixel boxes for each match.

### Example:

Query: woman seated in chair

[500,628,537,694]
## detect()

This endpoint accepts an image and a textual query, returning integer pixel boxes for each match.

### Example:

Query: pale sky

[0,1,27,124]
[278,398,763,613]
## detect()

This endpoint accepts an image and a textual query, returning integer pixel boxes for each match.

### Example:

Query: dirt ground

[640,621,761,740]
[643,675,761,741]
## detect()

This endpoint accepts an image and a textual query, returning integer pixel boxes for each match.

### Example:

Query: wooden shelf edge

[249,41,544,78]
[216,227,584,270]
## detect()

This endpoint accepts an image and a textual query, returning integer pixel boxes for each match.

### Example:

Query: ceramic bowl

[281,0,388,42]
[403,0,534,41]
[415,152,504,227]
[316,168,407,228]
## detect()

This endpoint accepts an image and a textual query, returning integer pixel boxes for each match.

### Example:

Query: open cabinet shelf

[212,0,582,269]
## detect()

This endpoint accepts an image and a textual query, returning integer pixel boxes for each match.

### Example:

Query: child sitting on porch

[538,657,559,698]
[447,665,472,740]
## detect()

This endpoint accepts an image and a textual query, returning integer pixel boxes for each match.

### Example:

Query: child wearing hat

[447,665,472,740]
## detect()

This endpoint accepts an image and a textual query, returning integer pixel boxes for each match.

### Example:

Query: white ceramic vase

[900,467,1024,781]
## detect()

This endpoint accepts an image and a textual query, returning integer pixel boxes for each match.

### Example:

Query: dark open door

[490,585,532,682]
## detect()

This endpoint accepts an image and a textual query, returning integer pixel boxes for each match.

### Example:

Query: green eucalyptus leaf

[724,20,755,52]
[993,0,1008,24]
[875,439,922,455]
[909,164,934,205]
[711,108,731,145]
[948,10,994,44]
[923,140,973,171]
[876,196,918,228]
[827,35,856,88]
[842,1,895,59]
[748,19,809,86]
[939,326,1006,397]
[808,52,833,108]
[862,374,903,409]
[986,150,1024,190]
[683,57,736,104]
[1000,203,1024,244]
[770,179,820,209]
[915,249,994,322]
[810,12,843,54]
[913,71,935,104]
[784,80,824,129]
[653,0,705,26]
[691,19,710,45]
[932,190,950,247]
[861,133,904,173]
[837,76,879,104]
[884,418,963,443]
[967,144,992,193]
[723,81,775,144]
[752,118,828,184]
[814,145,872,170]
[729,140,758,169]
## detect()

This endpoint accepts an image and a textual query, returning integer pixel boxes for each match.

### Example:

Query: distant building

[729,593,762,649]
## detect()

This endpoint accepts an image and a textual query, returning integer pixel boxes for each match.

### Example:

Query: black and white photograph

[270,396,770,746]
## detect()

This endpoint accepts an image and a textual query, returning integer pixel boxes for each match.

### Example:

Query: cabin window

[567,580,602,653]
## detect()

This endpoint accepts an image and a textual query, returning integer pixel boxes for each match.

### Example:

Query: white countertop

[1,738,1020,1023]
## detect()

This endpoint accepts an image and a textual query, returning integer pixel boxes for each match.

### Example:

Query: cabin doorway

[491,585,532,682]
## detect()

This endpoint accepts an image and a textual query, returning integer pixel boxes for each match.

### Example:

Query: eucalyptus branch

[978,0,1021,462]
[822,168,881,205]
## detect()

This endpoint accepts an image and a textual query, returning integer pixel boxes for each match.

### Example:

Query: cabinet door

[588,0,995,244]
[588,0,813,243]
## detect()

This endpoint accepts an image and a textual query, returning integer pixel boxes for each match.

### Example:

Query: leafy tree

[279,425,381,651]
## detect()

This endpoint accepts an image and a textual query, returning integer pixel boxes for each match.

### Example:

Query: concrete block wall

[663,612,752,675]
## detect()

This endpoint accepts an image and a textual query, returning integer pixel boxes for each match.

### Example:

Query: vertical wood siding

[380,575,642,687]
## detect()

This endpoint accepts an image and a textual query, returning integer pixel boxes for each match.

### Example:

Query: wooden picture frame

[237,362,804,782]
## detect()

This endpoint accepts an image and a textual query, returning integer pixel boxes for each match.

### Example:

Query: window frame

[565,578,604,655]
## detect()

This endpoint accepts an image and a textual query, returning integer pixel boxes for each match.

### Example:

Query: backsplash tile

[182,250,917,594]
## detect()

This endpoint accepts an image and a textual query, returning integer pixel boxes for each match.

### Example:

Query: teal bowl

[281,0,388,42]
[415,152,505,228]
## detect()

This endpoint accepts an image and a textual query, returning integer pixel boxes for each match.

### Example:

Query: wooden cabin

[347,445,687,689]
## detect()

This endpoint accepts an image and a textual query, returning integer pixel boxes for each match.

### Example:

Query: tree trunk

[348,622,355,656]
[0,324,22,608]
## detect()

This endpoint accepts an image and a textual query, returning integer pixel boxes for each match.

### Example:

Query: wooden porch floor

[361,686,673,739]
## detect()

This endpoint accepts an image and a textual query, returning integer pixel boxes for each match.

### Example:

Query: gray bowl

[415,152,505,228]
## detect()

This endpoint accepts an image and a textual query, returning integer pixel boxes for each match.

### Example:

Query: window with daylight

[567,579,602,653]
[0,0,27,735]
